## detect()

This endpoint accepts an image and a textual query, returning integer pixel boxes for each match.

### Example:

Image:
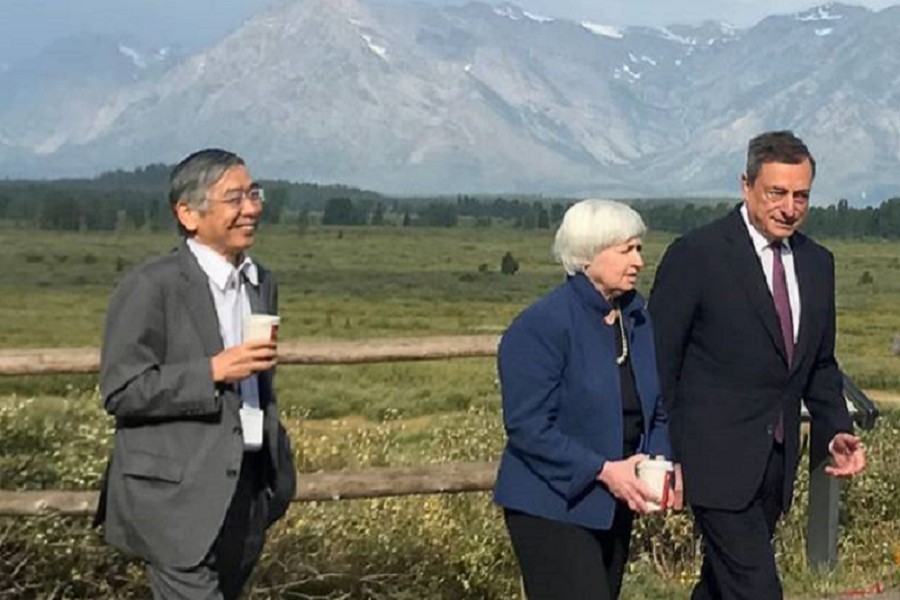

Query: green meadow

[2,225,898,390]
[1,225,899,598]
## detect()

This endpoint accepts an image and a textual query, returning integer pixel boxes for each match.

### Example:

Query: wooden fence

[0,335,879,570]
[0,336,503,518]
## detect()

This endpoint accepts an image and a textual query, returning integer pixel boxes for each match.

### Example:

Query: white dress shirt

[740,204,801,342]
[187,238,263,451]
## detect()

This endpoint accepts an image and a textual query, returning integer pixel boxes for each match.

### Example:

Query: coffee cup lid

[638,459,673,471]
[248,313,280,323]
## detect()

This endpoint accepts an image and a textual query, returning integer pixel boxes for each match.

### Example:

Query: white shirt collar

[186,238,258,291]
[740,204,790,254]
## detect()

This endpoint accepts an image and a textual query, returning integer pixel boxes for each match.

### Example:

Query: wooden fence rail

[0,335,501,376]
[0,336,500,515]
[0,461,498,517]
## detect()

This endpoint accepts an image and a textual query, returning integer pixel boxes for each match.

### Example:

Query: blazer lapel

[176,243,224,357]
[245,276,263,314]
[245,266,274,409]
[722,211,790,365]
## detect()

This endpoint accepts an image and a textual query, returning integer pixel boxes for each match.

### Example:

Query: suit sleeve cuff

[567,454,607,500]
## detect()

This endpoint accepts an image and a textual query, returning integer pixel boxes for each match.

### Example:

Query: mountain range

[1,0,898,203]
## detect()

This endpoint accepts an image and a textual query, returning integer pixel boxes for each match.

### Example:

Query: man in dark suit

[97,149,296,599]
[649,131,866,599]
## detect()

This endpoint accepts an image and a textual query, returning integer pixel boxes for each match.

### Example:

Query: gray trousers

[147,452,269,600]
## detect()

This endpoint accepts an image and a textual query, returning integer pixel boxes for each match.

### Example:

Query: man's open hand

[825,433,866,478]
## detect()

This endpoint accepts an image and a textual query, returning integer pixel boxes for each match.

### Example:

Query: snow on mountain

[523,11,553,23]
[795,4,845,21]
[581,22,625,39]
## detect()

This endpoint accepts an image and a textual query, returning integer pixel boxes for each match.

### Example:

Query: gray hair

[169,148,244,235]
[553,199,647,275]
[745,130,815,186]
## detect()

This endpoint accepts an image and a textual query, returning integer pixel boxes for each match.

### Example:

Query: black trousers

[691,444,786,600]
[148,452,269,600]
[504,507,634,600]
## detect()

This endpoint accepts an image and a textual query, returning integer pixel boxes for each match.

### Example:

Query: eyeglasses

[210,186,265,208]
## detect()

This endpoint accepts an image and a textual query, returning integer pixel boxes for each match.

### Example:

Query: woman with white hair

[493,199,681,599]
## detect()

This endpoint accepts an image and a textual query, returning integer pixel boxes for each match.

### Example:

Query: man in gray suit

[96,149,296,599]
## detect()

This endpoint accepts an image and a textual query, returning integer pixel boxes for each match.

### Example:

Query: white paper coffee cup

[636,458,674,512]
[244,314,280,342]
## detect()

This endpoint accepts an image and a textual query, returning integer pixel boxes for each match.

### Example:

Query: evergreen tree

[371,202,385,226]
[297,208,310,233]
[536,204,550,229]
[501,251,519,275]
[323,197,362,225]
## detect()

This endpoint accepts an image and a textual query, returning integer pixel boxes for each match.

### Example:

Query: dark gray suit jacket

[97,242,296,568]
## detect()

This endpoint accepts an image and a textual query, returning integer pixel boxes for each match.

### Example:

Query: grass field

[1,224,899,598]
[1,225,898,396]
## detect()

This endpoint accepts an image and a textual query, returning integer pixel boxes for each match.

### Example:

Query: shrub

[500,252,519,276]
[2,393,899,599]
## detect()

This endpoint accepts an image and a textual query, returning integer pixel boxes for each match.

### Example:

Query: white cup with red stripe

[636,457,674,512]
[244,313,280,343]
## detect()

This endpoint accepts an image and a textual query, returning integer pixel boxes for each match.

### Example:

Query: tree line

[1,170,899,238]
[0,176,381,232]
[321,195,900,238]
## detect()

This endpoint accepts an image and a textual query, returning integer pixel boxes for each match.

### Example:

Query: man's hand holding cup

[211,314,280,384]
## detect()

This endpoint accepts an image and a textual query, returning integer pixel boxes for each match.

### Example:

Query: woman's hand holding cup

[597,454,660,515]
[635,457,680,513]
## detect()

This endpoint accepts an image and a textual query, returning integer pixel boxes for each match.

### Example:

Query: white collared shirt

[187,238,262,450]
[740,204,801,342]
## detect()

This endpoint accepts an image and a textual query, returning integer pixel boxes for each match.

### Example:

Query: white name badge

[239,406,264,451]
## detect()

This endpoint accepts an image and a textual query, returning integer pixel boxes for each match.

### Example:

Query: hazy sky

[3,0,897,65]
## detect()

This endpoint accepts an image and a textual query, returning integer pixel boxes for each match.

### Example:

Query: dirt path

[866,390,900,406]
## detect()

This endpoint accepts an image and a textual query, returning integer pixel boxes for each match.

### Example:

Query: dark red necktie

[771,243,793,443]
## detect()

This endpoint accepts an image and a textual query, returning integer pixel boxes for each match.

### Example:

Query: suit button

[233,426,243,435]
[766,424,774,435]
[226,469,238,478]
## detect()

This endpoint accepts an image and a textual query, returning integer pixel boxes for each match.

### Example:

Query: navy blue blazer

[493,273,672,530]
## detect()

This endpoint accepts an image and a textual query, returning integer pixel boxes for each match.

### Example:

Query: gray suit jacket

[97,242,296,568]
